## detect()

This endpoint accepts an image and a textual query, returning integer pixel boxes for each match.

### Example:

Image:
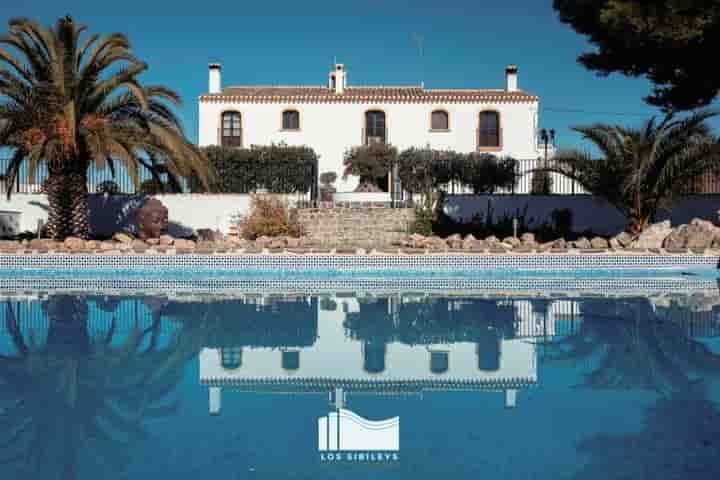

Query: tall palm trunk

[44,174,73,240]
[68,172,90,239]
[44,170,90,240]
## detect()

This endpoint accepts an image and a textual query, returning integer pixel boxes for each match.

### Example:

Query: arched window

[220,347,242,370]
[431,110,449,130]
[478,111,500,148]
[221,111,242,147]
[282,110,300,130]
[430,351,449,374]
[365,110,386,144]
[281,350,300,370]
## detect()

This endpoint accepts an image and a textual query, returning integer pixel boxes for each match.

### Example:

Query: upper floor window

[431,110,449,130]
[282,110,300,130]
[221,111,242,147]
[478,111,500,148]
[365,110,386,144]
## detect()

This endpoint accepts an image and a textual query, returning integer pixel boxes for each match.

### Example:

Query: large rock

[609,231,633,249]
[590,237,609,249]
[64,237,86,251]
[570,237,591,249]
[502,236,521,247]
[520,233,536,245]
[631,221,672,249]
[663,219,720,249]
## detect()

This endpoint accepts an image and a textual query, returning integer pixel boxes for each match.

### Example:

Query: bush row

[191,144,317,194]
[342,144,518,194]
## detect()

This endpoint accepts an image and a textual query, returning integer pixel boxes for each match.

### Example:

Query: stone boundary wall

[296,207,415,247]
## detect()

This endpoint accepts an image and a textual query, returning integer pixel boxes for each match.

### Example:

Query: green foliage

[553,0,720,111]
[138,178,166,195]
[460,153,518,194]
[542,111,720,233]
[397,148,518,196]
[319,171,337,188]
[96,180,120,195]
[343,143,398,190]
[193,144,318,194]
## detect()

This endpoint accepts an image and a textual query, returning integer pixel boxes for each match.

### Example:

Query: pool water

[1,286,719,479]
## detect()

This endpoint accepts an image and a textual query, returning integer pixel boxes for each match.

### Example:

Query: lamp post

[539,128,556,194]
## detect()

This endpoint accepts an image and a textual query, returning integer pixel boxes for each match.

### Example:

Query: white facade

[198,64,543,192]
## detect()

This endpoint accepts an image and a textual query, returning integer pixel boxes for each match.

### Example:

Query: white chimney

[505,64,518,92]
[209,63,222,94]
[329,64,346,94]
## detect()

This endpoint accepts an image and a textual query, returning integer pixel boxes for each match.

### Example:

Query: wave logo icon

[318,409,399,451]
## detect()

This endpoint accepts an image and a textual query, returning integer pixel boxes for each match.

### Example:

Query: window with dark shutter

[365,110,386,143]
[478,111,500,148]
[282,110,300,130]
[431,110,449,130]
[221,111,242,147]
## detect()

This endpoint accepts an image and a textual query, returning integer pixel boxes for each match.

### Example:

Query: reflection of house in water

[200,296,589,415]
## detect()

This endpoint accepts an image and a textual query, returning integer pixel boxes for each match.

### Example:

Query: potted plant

[319,171,337,202]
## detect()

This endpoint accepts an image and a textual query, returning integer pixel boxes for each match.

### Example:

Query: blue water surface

[0,278,719,479]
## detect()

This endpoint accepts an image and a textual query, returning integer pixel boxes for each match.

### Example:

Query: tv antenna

[412,33,424,88]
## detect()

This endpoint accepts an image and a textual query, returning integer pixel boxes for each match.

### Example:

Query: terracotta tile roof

[199,85,537,104]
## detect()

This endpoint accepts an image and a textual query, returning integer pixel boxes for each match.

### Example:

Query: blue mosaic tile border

[0,253,718,272]
[0,276,715,295]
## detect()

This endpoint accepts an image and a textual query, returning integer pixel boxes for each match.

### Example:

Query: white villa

[198,63,547,193]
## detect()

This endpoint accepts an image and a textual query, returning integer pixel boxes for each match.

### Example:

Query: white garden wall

[3,193,719,238]
[0,194,261,237]
[444,195,720,236]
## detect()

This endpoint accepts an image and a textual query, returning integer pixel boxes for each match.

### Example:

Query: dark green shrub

[460,153,518,194]
[343,143,397,191]
[193,144,318,194]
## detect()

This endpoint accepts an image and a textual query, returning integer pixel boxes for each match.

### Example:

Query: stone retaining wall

[296,207,415,247]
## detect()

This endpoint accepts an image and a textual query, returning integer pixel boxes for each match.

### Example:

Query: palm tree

[0,17,209,239]
[542,111,720,233]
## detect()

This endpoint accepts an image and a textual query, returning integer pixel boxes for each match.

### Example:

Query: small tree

[238,195,302,239]
[319,172,337,190]
[459,153,518,194]
[343,143,397,192]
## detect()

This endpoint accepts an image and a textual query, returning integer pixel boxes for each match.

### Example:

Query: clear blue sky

[3,0,716,150]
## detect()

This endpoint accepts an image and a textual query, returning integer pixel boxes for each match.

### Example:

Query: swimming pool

[0,273,718,479]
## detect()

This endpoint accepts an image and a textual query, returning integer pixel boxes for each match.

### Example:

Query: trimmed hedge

[192,144,318,194]
[397,147,518,194]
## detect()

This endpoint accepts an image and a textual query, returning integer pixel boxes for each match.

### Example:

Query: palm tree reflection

[543,297,720,479]
[0,295,196,480]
